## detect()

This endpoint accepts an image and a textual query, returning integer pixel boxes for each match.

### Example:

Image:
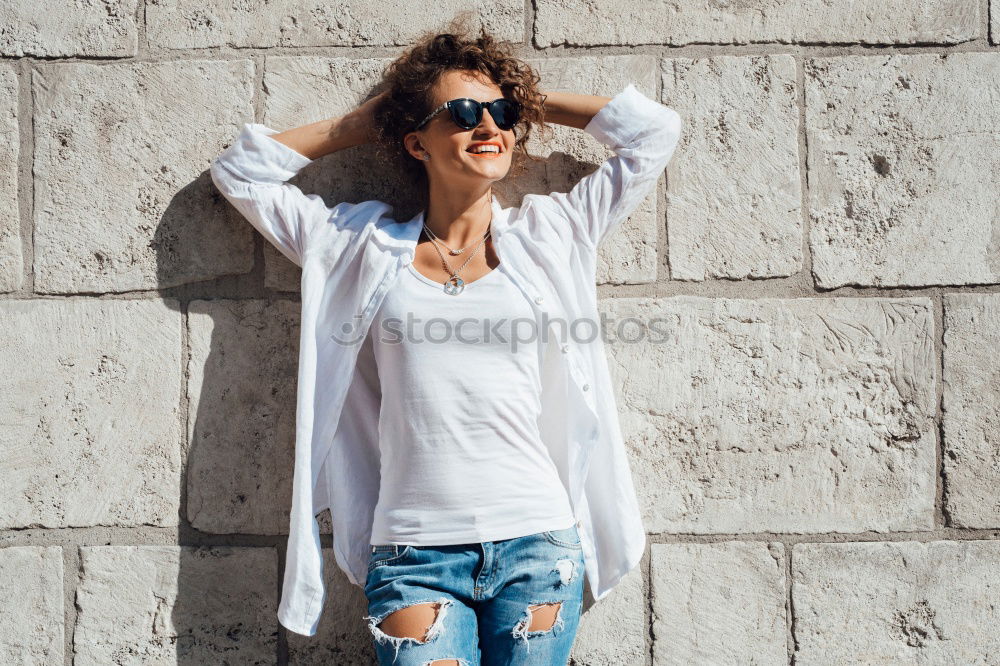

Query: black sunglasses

[414,97,522,132]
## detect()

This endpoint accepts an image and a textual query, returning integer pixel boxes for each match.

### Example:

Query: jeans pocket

[368,544,413,571]
[541,525,582,549]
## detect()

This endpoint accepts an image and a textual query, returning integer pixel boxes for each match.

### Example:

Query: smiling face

[404,69,516,188]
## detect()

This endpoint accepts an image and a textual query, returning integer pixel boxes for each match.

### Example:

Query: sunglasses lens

[490,99,520,129]
[451,100,482,129]
[449,99,521,130]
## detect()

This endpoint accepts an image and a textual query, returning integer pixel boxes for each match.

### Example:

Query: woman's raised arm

[270,92,385,160]
[540,83,682,250]
[209,92,385,267]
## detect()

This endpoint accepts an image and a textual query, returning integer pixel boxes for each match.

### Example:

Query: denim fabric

[363,524,586,665]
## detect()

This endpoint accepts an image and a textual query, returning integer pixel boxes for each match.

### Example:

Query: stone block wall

[2,3,999,664]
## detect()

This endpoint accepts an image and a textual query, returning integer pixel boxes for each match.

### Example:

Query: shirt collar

[371,194,506,258]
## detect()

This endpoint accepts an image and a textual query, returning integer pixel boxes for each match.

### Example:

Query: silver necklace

[423,223,486,256]
[421,225,491,295]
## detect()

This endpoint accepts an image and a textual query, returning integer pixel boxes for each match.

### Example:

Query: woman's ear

[403,132,427,162]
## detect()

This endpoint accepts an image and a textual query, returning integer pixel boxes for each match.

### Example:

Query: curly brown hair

[369,12,552,210]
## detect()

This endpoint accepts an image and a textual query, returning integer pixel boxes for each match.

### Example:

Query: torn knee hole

[378,601,443,642]
[526,602,562,632]
[363,597,455,662]
[511,601,566,653]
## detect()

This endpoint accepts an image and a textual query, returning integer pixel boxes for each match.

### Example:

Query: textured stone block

[792,540,1000,663]
[0,66,21,293]
[662,55,801,281]
[32,60,256,293]
[651,541,786,664]
[572,565,646,665]
[147,1,521,49]
[74,545,277,664]
[943,293,1000,528]
[187,300,299,534]
[523,55,663,285]
[0,0,138,57]
[0,546,63,665]
[0,299,182,529]
[534,0,978,47]
[316,507,333,535]
[806,53,1000,288]
[286,549,373,664]
[263,242,302,293]
[601,296,937,534]
[994,0,999,46]
[263,57,389,129]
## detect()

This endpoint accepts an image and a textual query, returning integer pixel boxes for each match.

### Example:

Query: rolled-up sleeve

[210,123,346,267]
[547,83,682,249]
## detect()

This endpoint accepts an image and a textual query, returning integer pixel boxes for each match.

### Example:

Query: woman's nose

[476,106,501,131]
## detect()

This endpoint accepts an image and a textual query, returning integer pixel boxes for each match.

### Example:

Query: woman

[210,17,682,666]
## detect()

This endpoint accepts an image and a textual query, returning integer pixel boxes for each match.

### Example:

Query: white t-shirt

[367,260,577,545]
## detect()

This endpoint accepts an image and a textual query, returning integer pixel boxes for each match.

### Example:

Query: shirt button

[582,383,590,391]
[534,295,544,304]
[560,343,569,353]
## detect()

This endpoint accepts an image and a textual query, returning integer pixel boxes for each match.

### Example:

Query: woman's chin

[463,158,508,175]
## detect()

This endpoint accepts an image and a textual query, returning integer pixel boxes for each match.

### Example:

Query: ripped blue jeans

[363,524,586,665]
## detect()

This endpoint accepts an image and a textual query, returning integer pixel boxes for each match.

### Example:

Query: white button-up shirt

[210,82,682,636]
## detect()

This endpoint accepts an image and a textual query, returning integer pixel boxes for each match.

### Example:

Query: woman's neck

[422,187,495,245]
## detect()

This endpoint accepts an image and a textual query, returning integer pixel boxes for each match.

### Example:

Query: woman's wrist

[333,111,374,150]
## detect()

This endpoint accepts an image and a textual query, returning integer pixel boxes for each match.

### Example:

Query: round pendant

[444,275,465,295]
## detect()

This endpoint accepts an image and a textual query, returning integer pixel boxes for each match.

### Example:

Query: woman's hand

[349,90,389,145]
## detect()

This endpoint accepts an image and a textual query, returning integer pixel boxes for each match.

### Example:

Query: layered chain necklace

[421,220,492,296]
